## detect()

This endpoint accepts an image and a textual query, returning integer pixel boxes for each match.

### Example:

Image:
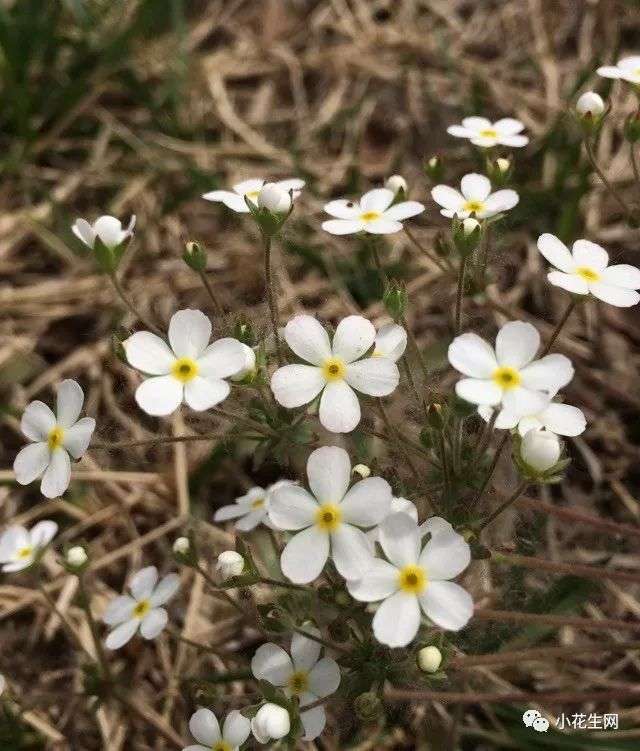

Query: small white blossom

[123,309,248,416]
[216,551,245,580]
[13,380,95,498]
[258,183,292,213]
[373,323,407,361]
[447,117,528,148]
[520,430,561,473]
[537,234,640,307]
[103,566,179,650]
[269,446,392,583]
[72,215,135,250]
[0,521,58,573]
[478,400,586,438]
[271,314,399,433]
[495,157,511,174]
[322,188,424,235]
[576,91,605,117]
[202,178,304,213]
[385,175,407,194]
[597,56,640,84]
[418,645,443,673]
[251,628,341,741]
[251,703,290,745]
[214,480,295,532]
[184,708,250,751]
[432,173,519,220]
[66,546,88,567]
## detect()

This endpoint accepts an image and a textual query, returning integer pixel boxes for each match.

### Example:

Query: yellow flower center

[287,670,309,695]
[17,546,33,560]
[397,564,427,595]
[171,357,199,383]
[315,503,342,532]
[575,266,600,282]
[133,599,151,619]
[480,128,498,138]
[212,742,232,751]
[246,190,260,201]
[360,211,381,222]
[321,357,346,382]
[47,426,65,450]
[251,497,265,509]
[463,200,485,214]
[492,366,521,390]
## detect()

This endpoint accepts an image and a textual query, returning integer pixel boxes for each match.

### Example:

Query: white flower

[537,234,640,307]
[103,566,180,650]
[251,703,290,745]
[495,157,511,174]
[72,215,136,249]
[215,551,245,580]
[66,546,88,567]
[0,521,58,573]
[269,446,392,583]
[418,646,442,673]
[348,513,473,647]
[520,430,561,473]
[202,178,304,213]
[258,183,291,213]
[366,496,418,552]
[597,56,640,84]
[184,708,250,751]
[251,628,341,741]
[123,309,248,416]
[173,537,190,555]
[448,321,574,418]
[385,175,407,194]
[230,343,256,383]
[271,315,400,433]
[478,400,586,437]
[322,188,424,235]
[447,117,529,148]
[432,173,519,219]
[576,91,605,117]
[13,380,95,498]
[214,481,295,532]
[373,323,407,361]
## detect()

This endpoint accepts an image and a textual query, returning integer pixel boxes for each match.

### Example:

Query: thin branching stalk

[193,563,248,616]
[77,574,113,684]
[376,398,422,482]
[477,480,528,534]
[403,226,448,271]
[402,315,431,385]
[454,256,467,335]
[198,270,224,318]
[108,272,161,334]
[584,138,635,220]
[37,582,91,658]
[473,432,510,506]
[263,235,283,365]
[539,298,576,356]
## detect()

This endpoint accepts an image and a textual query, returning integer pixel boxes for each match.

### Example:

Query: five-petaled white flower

[269,446,392,583]
[448,321,574,418]
[431,174,519,219]
[321,188,424,235]
[213,480,296,532]
[373,323,407,361]
[103,566,180,650]
[271,314,399,433]
[183,708,250,751]
[72,215,136,249]
[447,117,529,148]
[348,513,473,647]
[14,380,95,499]
[251,628,341,741]
[202,178,305,213]
[597,56,640,84]
[0,521,58,573]
[537,234,640,307]
[123,309,247,416]
[478,400,586,438]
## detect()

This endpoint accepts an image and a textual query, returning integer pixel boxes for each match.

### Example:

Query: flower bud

[426,403,445,430]
[352,463,371,479]
[230,343,257,383]
[258,183,291,213]
[183,240,207,272]
[624,111,640,143]
[64,545,88,573]
[418,645,442,673]
[576,91,605,118]
[453,215,481,256]
[383,282,408,322]
[173,537,190,555]
[385,174,407,197]
[172,535,198,566]
[233,319,256,346]
[424,155,444,182]
[251,703,290,744]
[354,691,382,721]
[216,550,245,580]
[486,156,513,186]
[520,430,561,473]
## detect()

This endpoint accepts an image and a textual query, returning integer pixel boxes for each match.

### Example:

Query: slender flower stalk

[454,256,467,335]
[263,236,283,365]
[474,432,510,506]
[584,138,635,220]
[193,562,248,616]
[108,272,160,335]
[476,479,528,534]
[539,299,576,356]
[403,225,449,271]
[198,270,224,318]
[289,624,350,655]
[77,574,113,684]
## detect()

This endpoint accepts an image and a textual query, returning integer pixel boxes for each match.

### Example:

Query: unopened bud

[383,283,408,322]
[487,156,513,186]
[385,175,407,197]
[251,703,290,744]
[183,241,207,272]
[576,91,605,118]
[520,430,561,474]
[426,403,445,430]
[424,155,444,182]
[233,319,255,346]
[258,183,291,213]
[173,537,190,555]
[453,215,481,256]
[65,546,88,572]
[354,692,382,721]
[216,550,245,580]
[172,535,198,566]
[353,463,371,479]
[418,645,442,673]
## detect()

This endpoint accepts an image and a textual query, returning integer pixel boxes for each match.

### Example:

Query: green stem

[584,138,635,220]
[290,624,349,654]
[369,237,389,285]
[257,576,308,592]
[539,299,576,356]
[474,432,510,506]
[198,270,224,318]
[454,255,467,335]
[77,574,113,684]
[377,398,422,482]
[476,480,529,535]
[194,563,248,616]
[108,272,161,334]
[403,226,448,271]
[631,142,640,189]
[263,235,284,366]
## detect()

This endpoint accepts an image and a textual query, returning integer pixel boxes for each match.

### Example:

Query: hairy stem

[539,299,576,357]
[403,226,448,271]
[454,255,467,335]
[108,272,161,334]
[584,138,635,220]
[263,235,283,365]
[198,270,224,318]
[474,432,510,506]
[476,480,528,534]
[77,574,113,684]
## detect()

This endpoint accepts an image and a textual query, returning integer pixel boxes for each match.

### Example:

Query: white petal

[347,558,399,602]
[384,201,425,220]
[364,218,403,234]
[269,485,317,530]
[233,178,264,195]
[62,418,95,459]
[345,357,399,396]
[29,520,58,549]
[520,354,574,393]
[379,512,421,568]
[135,376,183,416]
[537,233,576,272]
[123,332,174,375]
[105,619,139,650]
[572,239,609,271]
[323,199,361,219]
[374,323,407,361]
[462,116,491,130]
[494,118,525,135]
[93,216,123,248]
[431,185,465,211]
[330,524,375,580]
[300,702,326,741]
[360,188,394,213]
[307,445,351,505]
[0,526,29,562]
[14,443,49,485]
[197,338,248,379]
[291,629,321,672]
[495,321,539,368]
[331,315,375,363]
[72,218,95,248]
[460,174,491,201]
[271,364,325,409]
[319,381,361,433]
[40,448,71,498]
[547,271,589,295]
[619,56,640,69]
[447,125,475,138]
[540,403,586,436]
[251,643,293,686]
[281,527,329,583]
[284,315,332,366]
[150,573,180,606]
[308,656,341,697]
[55,380,84,428]
[455,378,502,406]
[470,135,499,148]
[600,264,640,289]
[391,497,419,521]
[103,595,136,625]
[322,218,365,235]
[275,178,305,193]
[597,65,623,79]
[419,581,473,631]
[214,504,253,522]
[202,190,251,212]
[340,478,392,527]
[223,710,251,747]
[448,333,497,377]
[130,566,158,600]
[482,189,519,215]
[21,401,56,441]
[517,416,544,436]
[420,516,455,538]
[190,708,221,746]
[502,387,550,418]
[419,532,470,580]
[235,508,268,532]
[140,608,168,639]
[168,309,211,358]
[373,591,420,647]
[498,134,529,147]
[588,282,640,307]
[184,377,230,411]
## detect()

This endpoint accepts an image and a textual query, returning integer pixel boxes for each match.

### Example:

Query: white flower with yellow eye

[537,234,640,307]
[373,323,407,361]
[103,566,180,650]
[251,628,341,741]
[202,178,304,213]
[269,446,392,583]
[213,480,296,532]
[13,380,95,499]
[431,174,519,219]
[447,117,528,148]
[348,513,473,647]
[321,188,424,235]
[72,215,135,249]
[123,309,248,416]
[0,521,58,573]
[183,708,250,751]
[271,314,400,433]
[597,56,640,84]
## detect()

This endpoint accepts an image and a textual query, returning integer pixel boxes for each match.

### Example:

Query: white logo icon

[523,709,548,732]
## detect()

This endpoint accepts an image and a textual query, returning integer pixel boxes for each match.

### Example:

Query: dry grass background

[2,0,640,748]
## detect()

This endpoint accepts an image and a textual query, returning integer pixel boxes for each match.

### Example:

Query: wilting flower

[184,708,250,751]
[0,521,58,573]
[348,513,473,646]
[269,446,392,583]
[597,56,640,84]
[72,215,136,249]
[520,430,561,473]
[271,314,399,433]
[322,188,424,235]
[373,323,407,361]
[478,400,586,437]
[202,178,304,213]
[251,628,341,741]
[447,117,529,148]
[251,704,290,745]
[13,380,95,498]
[103,566,179,650]
[448,321,574,417]
[123,309,247,416]
[213,481,295,532]
[431,173,519,219]
[537,234,640,307]
[215,551,245,580]
[576,92,606,117]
